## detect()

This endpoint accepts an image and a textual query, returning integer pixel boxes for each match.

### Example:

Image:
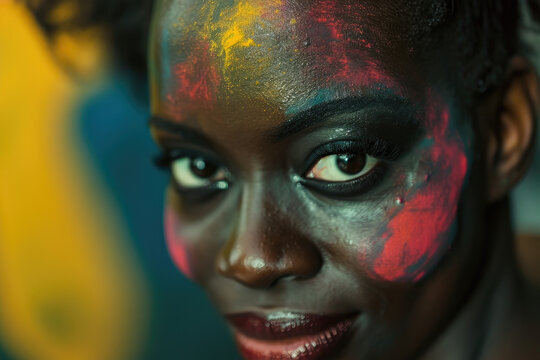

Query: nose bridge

[216,181,322,289]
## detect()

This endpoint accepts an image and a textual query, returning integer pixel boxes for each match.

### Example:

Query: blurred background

[0,0,538,359]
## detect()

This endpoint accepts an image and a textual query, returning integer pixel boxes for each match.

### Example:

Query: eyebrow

[149,116,211,145]
[149,95,419,146]
[269,95,418,143]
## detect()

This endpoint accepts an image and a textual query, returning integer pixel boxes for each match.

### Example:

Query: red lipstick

[227,312,357,360]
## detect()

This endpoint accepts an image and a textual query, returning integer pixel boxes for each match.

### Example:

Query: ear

[486,57,539,202]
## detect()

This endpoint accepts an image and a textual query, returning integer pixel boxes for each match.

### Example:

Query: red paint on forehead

[369,94,468,282]
[299,0,401,91]
[166,41,220,118]
[165,207,193,279]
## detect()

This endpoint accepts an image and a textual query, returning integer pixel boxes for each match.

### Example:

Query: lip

[227,312,358,360]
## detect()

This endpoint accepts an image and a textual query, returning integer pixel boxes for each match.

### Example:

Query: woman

[30,0,540,359]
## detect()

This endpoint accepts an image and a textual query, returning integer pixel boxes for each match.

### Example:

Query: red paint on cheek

[300,0,401,91]
[166,41,221,116]
[165,207,193,279]
[369,95,468,282]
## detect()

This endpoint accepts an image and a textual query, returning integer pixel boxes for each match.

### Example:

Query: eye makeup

[301,160,386,197]
[362,92,469,283]
[284,99,421,194]
[297,139,393,197]
[151,90,422,204]
[303,138,401,171]
[271,94,420,143]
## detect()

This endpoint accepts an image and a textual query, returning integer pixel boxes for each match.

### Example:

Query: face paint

[166,40,221,118]
[151,2,490,358]
[204,1,265,70]
[159,0,297,120]
[165,206,193,279]
[197,1,285,90]
[297,0,405,92]
[365,92,469,282]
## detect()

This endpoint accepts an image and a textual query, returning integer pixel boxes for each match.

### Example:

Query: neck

[423,198,527,360]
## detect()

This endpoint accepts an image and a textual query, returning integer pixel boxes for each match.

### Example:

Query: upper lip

[226,311,358,340]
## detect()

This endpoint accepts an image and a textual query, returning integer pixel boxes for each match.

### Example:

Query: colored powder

[299,0,402,92]
[284,87,336,116]
[214,1,261,69]
[194,0,283,90]
[165,207,193,280]
[369,93,468,282]
[166,41,221,115]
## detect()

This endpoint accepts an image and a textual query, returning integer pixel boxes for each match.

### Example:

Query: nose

[216,186,322,289]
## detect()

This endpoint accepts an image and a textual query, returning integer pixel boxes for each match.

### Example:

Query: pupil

[336,153,366,175]
[191,157,217,178]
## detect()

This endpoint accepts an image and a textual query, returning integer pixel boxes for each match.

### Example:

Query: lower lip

[234,318,355,360]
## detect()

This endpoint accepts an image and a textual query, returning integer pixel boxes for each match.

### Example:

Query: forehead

[155,0,413,51]
[150,0,431,131]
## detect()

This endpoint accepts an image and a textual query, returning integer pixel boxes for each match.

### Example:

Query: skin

[149,1,540,359]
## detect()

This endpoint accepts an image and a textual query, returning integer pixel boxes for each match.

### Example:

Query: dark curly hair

[25,0,539,95]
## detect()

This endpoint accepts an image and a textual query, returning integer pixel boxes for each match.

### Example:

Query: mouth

[226,311,358,360]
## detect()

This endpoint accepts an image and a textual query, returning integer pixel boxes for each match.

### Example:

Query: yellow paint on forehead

[165,0,293,106]
[194,0,283,83]
[214,1,261,69]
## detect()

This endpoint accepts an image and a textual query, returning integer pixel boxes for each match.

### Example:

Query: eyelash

[300,137,400,197]
[153,136,400,200]
[153,149,230,201]
[153,148,198,169]
[304,137,401,172]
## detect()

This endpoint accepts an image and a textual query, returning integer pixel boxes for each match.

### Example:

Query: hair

[25,0,539,94]
[24,0,154,78]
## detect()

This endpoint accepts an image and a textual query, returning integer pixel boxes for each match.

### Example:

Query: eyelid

[153,147,225,171]
[302,138,401,177]
[307,153,379,182]
[300,163,387,198]
[295,137,396,198]
[270,96,419,142]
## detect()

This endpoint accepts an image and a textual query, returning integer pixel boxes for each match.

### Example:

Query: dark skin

[149,1,540,359]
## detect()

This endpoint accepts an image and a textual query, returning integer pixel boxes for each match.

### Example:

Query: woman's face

[149,1,484,359]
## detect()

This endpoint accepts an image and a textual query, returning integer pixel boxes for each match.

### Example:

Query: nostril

[267,273,312,288]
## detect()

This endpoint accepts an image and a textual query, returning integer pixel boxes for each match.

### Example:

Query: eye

[299,139,394,197]
[171,156,228,189]
[306,153,379,182]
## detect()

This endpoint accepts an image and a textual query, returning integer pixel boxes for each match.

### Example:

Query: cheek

[164,206,194,280]
[362,97,469,283]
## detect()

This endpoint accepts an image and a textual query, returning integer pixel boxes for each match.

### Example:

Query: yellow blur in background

[0,2,148,359]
